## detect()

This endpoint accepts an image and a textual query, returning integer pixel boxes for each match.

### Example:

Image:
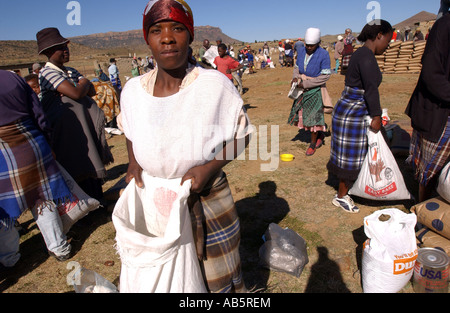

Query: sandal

[332,195,360,214]
[306,144,316,156]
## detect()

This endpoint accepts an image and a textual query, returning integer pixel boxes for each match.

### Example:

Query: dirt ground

[1,62,423,294]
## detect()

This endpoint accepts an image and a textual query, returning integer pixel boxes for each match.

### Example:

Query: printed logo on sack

[366,144,397,196]
[365,182,398,197]
[393,251,418,275]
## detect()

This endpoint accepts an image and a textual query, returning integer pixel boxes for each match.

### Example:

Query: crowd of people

[197,38,281,93]
[0,0,448,294]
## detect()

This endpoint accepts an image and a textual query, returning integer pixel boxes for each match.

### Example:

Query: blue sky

[0,0,440,42]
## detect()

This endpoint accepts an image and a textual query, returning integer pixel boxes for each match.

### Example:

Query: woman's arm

[125,134,250,193]
[359,56,383,132]
[125,139,144,188]
[301,74,331,89]
[181,134,251,193]
[56,78,94,100]
[228,63,244,74]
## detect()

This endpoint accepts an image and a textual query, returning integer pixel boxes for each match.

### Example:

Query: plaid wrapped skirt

[288,87,325,128]
[409,116,450,186]
[0,118,72,229]
[342,55,352,69]
[191,171,246,293]
[327,87,370,181]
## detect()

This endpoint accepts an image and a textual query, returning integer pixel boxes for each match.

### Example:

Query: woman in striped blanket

[327,20,393,213]
[118,0,252,293]
[406,4,450,202]
[0,70,74,266]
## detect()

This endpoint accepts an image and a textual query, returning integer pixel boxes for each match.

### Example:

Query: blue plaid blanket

[0,118,73,229]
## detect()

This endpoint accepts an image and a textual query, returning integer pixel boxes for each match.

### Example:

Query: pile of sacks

[412,164,450,259]
[413,197,450,259]
[376,40,427,74]
[360,161,449,293]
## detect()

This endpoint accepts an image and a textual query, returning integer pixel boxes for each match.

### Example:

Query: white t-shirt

[120,67,251,179]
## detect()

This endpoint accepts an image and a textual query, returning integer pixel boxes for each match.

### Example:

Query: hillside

[393,11,437,31]
[0,40,104,66]
[0,25,241,66]
[0,11,437,67]
[70,26,241,49]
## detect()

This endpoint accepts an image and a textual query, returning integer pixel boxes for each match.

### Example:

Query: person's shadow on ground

[304,246,351,293]
[235,181,290,291]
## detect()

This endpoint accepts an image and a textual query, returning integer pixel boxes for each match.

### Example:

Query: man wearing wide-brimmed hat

[37,27,113,202]
[37,27,70,55]
[37,27,94,100]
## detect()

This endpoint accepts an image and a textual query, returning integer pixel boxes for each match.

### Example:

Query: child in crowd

[214,43,244,83]
[24,74,41,99]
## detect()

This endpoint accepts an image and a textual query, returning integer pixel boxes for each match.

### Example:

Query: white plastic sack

[288,82,303,100]
[112,173,206,293]
[437,162,450,203]
[349,130,412,200]
[259,223,308,277]
[56,162,101,234]
[70,267,118,293]
[362,209,418,293]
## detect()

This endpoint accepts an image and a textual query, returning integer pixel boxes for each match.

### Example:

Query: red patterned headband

[143,0,194,44]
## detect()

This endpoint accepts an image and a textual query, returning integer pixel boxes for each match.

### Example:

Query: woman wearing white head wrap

[304,27,321,45]
[288,27,332,156]
[334,35,345,73]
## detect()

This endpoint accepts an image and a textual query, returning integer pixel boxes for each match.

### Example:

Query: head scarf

[143,0,194,44]
[304,28,321,45]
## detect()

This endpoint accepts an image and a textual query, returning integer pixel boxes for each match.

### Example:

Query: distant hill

[393,11,437,31]
[0,40,101,66]
[0,11,438,66]
[69,26,241,50]
[0,25,241,66]
[69,29,143,50]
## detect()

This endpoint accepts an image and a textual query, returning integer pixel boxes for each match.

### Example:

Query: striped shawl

[189,171,246,293]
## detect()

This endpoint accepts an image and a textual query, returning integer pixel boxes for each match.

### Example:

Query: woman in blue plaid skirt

[327,20,393,213]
